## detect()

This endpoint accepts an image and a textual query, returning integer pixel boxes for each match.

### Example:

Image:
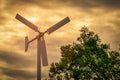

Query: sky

[0,0,120,80]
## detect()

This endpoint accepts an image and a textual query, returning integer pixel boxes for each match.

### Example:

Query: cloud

[57,0,120,10]
[0,15,8,25]
[0,49,50,79]
[0,0,120,79]
[95,0,120,9]
[5,0,64,11]
[0,67,36,79]
[0,50,35,68]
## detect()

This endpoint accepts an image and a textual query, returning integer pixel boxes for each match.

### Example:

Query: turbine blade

[40,37,48,66]
[15,14,39,32]
[25,36,29,52]
[47,17,70,34]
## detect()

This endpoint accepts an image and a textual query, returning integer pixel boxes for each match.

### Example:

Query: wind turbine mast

[15,14,70,80]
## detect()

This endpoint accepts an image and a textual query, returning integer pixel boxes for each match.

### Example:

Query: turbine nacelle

[24,32,45,52]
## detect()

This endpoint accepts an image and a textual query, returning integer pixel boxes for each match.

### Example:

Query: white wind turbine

[15,14,70,80]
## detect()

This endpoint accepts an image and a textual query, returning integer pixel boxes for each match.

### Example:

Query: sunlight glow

[27,17,39,23]
[48,16,61,22]
[54,32,65,37]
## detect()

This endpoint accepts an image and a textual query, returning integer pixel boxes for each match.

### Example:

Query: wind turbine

[15,14,70,80]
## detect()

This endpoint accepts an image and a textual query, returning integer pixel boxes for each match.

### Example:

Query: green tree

[48,27,120,80]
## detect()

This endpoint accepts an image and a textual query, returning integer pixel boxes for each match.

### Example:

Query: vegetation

[49,27,120,80]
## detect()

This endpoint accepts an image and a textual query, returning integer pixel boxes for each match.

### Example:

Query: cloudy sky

[0,0,120,79]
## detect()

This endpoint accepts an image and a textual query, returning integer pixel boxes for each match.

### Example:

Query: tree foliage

[48,27,120,80]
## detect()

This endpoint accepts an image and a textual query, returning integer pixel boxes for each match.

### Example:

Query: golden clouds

[0,0,120,79]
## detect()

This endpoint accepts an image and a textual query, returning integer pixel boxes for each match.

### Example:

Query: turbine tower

[15,14,70,80]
